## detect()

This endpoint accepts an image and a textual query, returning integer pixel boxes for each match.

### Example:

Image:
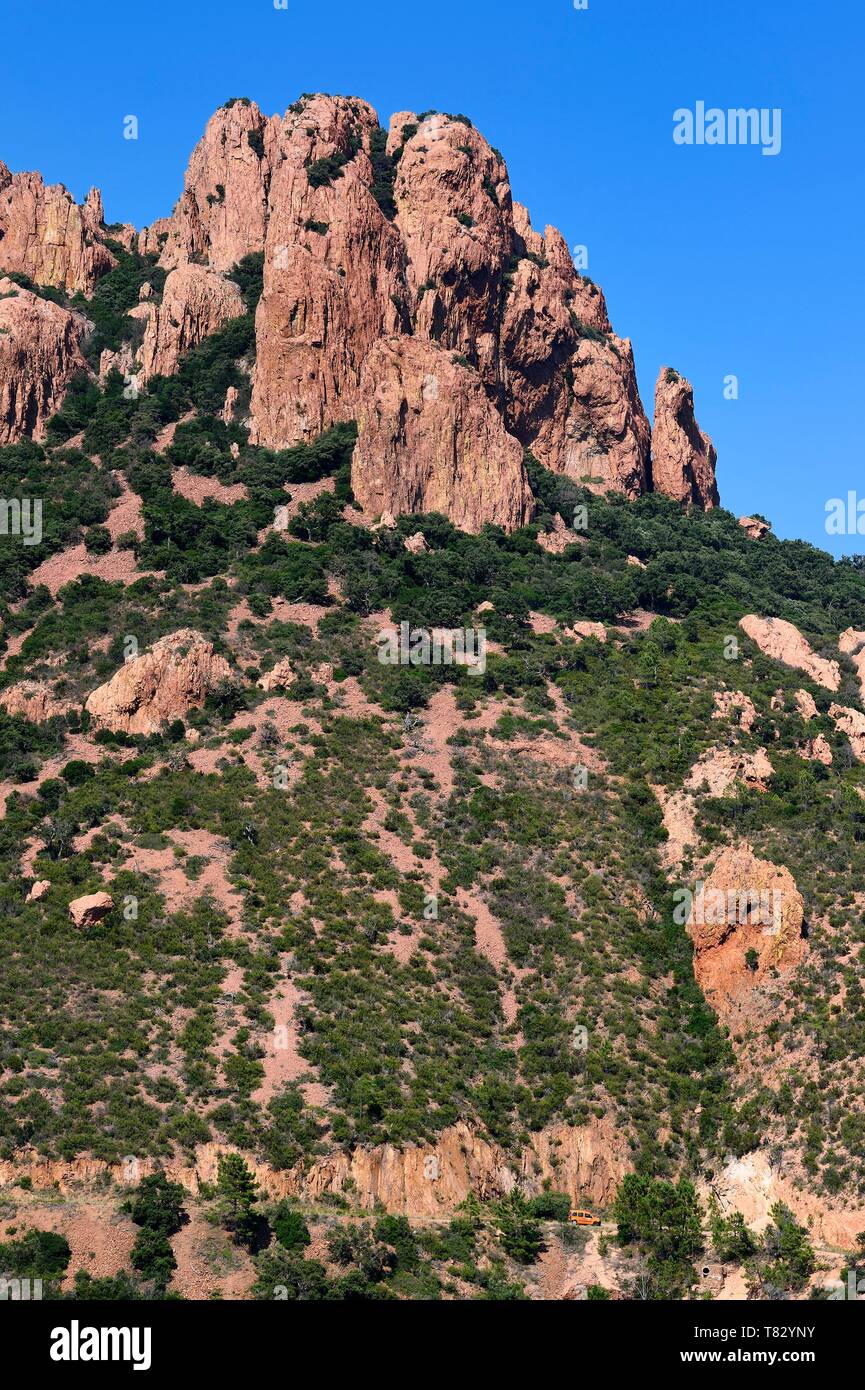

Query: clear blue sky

[2,0,863,553]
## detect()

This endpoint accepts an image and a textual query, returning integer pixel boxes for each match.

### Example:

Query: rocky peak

[651,367,719,508]
[0,168,115,294]
[249,95,405,448]
[147,97,279,271]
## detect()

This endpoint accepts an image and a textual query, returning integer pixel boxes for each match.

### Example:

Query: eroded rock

[85,629,235,735]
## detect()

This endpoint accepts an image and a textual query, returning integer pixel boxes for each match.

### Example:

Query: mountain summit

[0,95,718,524]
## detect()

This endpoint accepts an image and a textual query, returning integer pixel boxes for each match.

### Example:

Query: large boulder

[69,891,114,928]
[85,629,235,735]
[739,615,841,691]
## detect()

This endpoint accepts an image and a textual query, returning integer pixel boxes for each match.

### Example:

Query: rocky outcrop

[739,515,770,540]
[250,96,405,448]
[388,110,514,384]
[651,369,719,508]
[0,680,66,723]
[688,843,806,1026]
[257,658,294,692]
[739,615,841,691]
[403,531,430,555]
[713,690,757,733]
[0,165,115,294]
[139,264,244,380]
[501,209,650,495]
[537,513,580,553]
[800,734,833,765]
[146,99,278,272]
[85,629,235,735]
[839,627,865,701]
[351,336,533,533]
[829,703,865,762]
[0,1117,627,1214]
[686,745,773,798]
[26,879,51,903]
[69,891,114,928]
[0,278,89,443]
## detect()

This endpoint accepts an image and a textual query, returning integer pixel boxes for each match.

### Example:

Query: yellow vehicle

[568,1209,601,1227]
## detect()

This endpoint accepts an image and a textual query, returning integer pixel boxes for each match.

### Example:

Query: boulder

[69,891,114,928]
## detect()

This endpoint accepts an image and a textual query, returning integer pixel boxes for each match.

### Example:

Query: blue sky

[2,0,863,553]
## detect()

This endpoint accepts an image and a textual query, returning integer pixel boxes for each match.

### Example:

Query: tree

[216,1153,261,1248]
[762,1203,816,1291]
[272,1203,311,1253]
[216,1153,258,1219]
[613,1173,703,1298]
[123,1172,186,1237]
[708,1194,757,1263]
[492,1192,545,1264]
[130,1226,177,1287]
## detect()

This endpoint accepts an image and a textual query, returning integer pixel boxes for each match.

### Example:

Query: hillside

[0,94,864,1303]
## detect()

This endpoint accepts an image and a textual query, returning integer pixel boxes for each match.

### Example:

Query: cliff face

[249,96,406,446]
[0,1117,628,1216]
[0,165,116,294]
[352,335,534,533]
[139,264,245,381]
[0,277,89,443]
[0,95,719,529]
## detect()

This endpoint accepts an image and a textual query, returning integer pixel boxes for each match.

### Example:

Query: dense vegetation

[1,280,864,1301]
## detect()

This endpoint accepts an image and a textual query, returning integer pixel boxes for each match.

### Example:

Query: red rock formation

[145,99,279,271]
[651,368,719,508]
[2,94,722,530]
[739,615,841,691]
[0,165,114,293]
[0,1117,628,1214]
[688,843,806,1027]
[0,278,89,443]
[351,335,533,533]
[839,627,865,701]
[140,264,244,381]
[388,110,513,384]
[501,205,650,494]
[25,879,51,903]
[85,629,235,735]
[69,891,114,928]
[829,703,865,762]
[249,95,405,447]
[739,515,770,540]
[0,680,67,723]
